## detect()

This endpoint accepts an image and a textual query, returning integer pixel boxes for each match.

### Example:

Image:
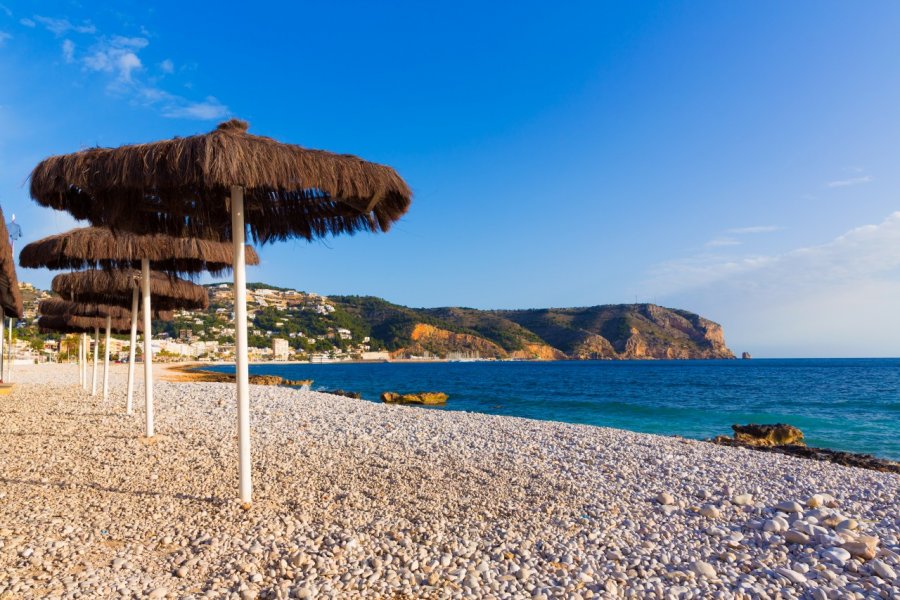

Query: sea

[205,358,900,461]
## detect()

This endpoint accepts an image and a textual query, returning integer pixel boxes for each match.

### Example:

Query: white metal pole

[91,326,99,396]
[82,334,87,391]
[232,185,252,507]
[79,334,83,389]
[126,285,138,414]
[142,258,154,437]
[103,316,111,401]
[0,315,5,382]
[7,317,13,382]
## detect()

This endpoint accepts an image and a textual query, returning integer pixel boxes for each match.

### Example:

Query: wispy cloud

[27,14,228,120]
[645,212,900,356]
[726,225,782,234]
[0,31,10,47]
[0,4,11,18]
[162,97,228,120]
[19,18,34,27]
[83,35,148,83]
[648,212,900,296]
[61,39,75,63]
[704,237,741,248]
[33,15,96,36]
[826,175,872,188]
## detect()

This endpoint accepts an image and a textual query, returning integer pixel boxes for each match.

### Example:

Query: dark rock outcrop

[322,389,362,399]
[710,423,900,474]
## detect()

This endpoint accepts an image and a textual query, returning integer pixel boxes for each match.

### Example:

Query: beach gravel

[1,364,898,599]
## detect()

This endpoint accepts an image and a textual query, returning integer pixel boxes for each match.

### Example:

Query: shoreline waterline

[176,358,900,462]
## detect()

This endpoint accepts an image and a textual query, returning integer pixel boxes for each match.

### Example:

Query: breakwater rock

[381,391,449,405]
[322,389,362,399]
[711,423,900,474]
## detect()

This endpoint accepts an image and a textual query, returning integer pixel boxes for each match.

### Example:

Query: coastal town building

[272,338,289,361]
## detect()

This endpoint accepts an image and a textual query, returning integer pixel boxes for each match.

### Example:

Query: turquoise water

[207,359,900,460]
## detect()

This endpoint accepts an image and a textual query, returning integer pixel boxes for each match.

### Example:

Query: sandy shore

[0,364,897,599]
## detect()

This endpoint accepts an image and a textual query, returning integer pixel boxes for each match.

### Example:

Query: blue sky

[2,1,899,357]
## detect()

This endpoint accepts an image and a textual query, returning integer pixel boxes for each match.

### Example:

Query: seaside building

[272,338,289,361]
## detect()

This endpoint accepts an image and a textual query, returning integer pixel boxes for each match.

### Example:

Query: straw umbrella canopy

[52,270,209,311]
[0,207,23,385]
[39,314,147,334]
[29,119,412,508]
[0,208,23,320]
[20,226,260,276]
[40,297,175,401]
[29,119,411,243]
[39,298,173,321]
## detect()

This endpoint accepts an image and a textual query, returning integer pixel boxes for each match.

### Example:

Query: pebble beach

[1,364,898,599]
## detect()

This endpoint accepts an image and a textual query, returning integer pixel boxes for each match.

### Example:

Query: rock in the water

[322,389,362,399]
[741,352,752,359]
[731,423,805,447]
[381,391,449,405]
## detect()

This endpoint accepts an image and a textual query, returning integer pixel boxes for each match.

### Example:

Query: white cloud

[25,14,228,121]
[161,96,229,120]
[826,175,872,188]
[33,15,96,36]
[0,31,10,46]
[0,4,10,17]
[646,212,900,356]
[726,225,782,234]
[19,18,35,28]
[61,39,75,63]
[83,36,147,82]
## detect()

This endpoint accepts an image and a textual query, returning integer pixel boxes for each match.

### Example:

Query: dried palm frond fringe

[39,298,173,321]
[29,119,412,243]
[20,227,259,276]
[52,270,209,311]
[0,207,23,318]
[39,314,143,335]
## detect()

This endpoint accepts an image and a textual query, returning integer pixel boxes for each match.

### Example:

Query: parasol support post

[126,285,138,414]
[0,315,4,383]
[231,185,252,508]
[91,326,99,396]
[103,315,111,401]
[142,258,154,437]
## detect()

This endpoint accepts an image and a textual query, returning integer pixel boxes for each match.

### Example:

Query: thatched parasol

[24,226,255,427]
[39,314,145,334]
[41,297,175,402]
[28,119,412,508]
[0,209,23,320]
[52,270,209,311]
[39,298,173,321]
[53,269,207,414]
[29,119,411,243]
[20,227,260,276]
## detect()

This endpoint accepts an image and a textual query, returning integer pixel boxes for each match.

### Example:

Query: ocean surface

[206,359,900,460]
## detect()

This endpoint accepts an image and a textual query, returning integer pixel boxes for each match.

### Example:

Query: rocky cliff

[334,296,734,360]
